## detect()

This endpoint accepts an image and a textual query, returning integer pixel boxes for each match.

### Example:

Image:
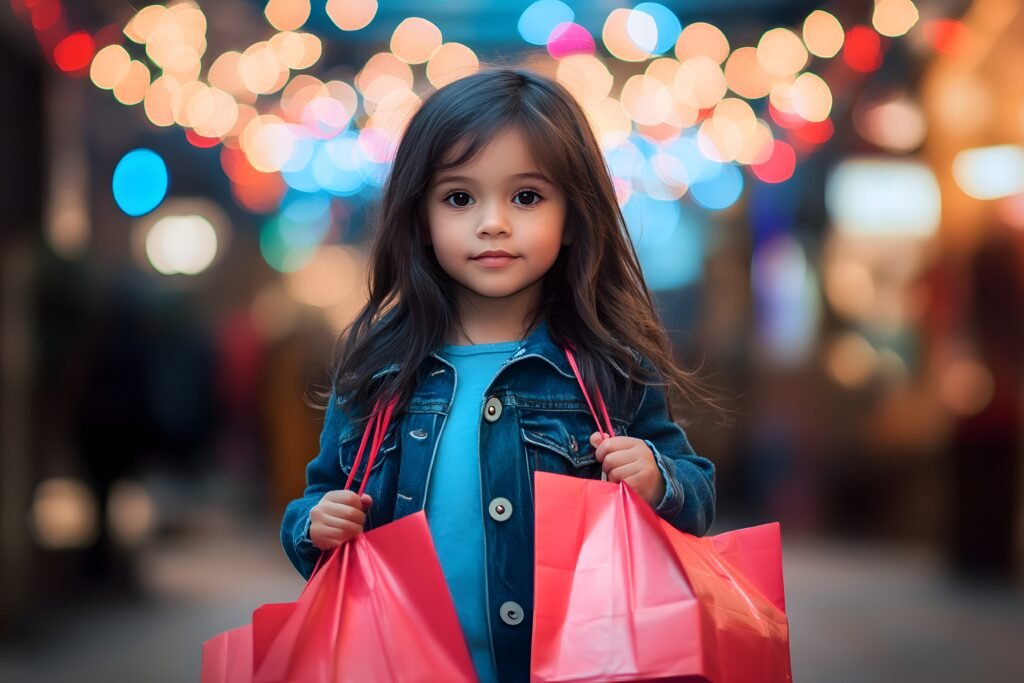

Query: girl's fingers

[316,503,367,527]
[605,460,644,484]
[594,436,638,462]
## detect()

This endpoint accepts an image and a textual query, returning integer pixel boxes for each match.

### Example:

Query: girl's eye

[513,190,542,206]
[444,191,474,208]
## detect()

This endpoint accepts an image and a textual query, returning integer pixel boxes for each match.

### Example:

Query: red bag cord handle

[311,394,399,577]
[564,346,616,439]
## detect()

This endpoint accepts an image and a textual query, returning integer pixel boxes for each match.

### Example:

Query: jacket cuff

[644,438,685,521]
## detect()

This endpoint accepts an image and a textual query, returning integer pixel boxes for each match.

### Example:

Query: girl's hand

[590,432,667,508]
[308,490,373,550]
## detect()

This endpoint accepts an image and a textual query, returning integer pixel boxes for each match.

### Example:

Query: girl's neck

[448,281,541,345]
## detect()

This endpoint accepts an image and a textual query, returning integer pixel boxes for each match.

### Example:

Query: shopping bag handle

[311,394,399,577]
[563,345,616,439]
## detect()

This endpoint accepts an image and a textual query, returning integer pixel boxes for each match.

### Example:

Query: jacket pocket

[519,411,628,471]
[338,419,399,485]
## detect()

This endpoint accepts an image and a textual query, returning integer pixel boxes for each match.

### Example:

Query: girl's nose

[477,200,511,237]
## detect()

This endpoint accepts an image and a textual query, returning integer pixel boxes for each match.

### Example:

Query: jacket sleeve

[628,377,716,536]
[280,387,350,580]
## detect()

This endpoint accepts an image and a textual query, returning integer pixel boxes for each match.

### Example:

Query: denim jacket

[281,318,716,682]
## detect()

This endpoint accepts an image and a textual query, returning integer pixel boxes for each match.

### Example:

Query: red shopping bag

[532,474,791,683]
[202,395,478,683]
[529,348,792,682]
[203,624,254,683]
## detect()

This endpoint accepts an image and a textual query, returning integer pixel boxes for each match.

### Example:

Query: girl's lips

[471,255,519,268]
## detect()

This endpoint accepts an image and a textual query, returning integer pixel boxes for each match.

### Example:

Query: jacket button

[488,497,512,522]
[409,429,428,439]
[499,601,524,626]
[483,396,503,422]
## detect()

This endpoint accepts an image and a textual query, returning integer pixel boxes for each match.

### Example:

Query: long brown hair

[324,66,712,426]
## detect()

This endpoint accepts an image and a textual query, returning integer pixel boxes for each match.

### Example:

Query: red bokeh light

[843,25,883,73]
[53,30,94,73]
[186,129,222,149]
[923,19,971,56]
[752,140,796,184]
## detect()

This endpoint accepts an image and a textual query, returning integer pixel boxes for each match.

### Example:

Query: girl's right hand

[308,490,373,550]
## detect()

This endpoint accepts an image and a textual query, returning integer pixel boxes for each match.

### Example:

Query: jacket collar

[370,317,629,381]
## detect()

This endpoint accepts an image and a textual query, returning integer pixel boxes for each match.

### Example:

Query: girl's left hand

[590,432,667,508]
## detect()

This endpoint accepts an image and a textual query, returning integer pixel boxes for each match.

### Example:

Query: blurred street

[1,519,1022,682]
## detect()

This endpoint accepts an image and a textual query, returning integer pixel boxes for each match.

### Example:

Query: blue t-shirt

[425,340,518,683]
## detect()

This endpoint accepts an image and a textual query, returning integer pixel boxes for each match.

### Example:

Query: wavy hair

[322,66,712,426]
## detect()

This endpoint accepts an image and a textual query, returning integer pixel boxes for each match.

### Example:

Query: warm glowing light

[427,42,480,89]
[124,5,166,44]
[555,53,612,104]
[144,75,180,127]
[356,52,414,103]
[585,97,632,148]
[603,8,651,62]
[30,478,99,549]
[391,17,443,64]
[674,22,729,64]
[90,44,132,90]
[108,480,157,545]
[620,75,672,126]
[827,332,878,388]
[803,10,845,58]
[854,95,926,152]
[952,145,1024,201]
[736,119,775,166]
[113,60,151,105]
[284,246,367,308]
[54,32,95,73]
[326,0,378,31]
[241,115,295,172]
[240,42,288,94]
[264,0,310,32]
[208,51,250,100]
[758,28,809,76]
[789,72,832,122]
[724,47,775,99]
[873,0,919,38]
[145,214,219,275]
[678,56,727,109]
[940,359,994,415]
[825,258,876,321]
[272,31,322,70]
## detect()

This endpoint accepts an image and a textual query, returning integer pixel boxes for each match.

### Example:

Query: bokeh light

[675,22,729,64]
[391,17,442,65]
[603,8,651,62]
[112,148,169,217]
[827,158,940,237]
[264,0,310,32]
[758,28,809,77]
[803,10,845,58]
[873,0,919,38]
[53,31,95,73]
[326,0,377,31]
[952,145,1024,201]
[628,3,681,56]
[90,44,131,90]
[427,42,480,88]
[547,22,595,59]
[144,214,219,275]
[843,25,883,72]
[519,0,574,47]
[30,478,99,549]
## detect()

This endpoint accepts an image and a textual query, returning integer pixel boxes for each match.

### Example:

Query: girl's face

[426,127,569,307]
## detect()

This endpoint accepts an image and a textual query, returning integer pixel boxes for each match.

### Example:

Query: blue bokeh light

[112,148,168,217]
[518,0,574,46]
[690,163,744,211]
[629,3,682,55]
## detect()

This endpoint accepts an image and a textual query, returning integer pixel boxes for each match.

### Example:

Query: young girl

[282,67,716,683]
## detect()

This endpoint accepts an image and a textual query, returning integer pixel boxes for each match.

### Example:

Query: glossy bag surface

[531,471,792,683]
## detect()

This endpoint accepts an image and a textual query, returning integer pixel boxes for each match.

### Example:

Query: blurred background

[1,0,1022,680]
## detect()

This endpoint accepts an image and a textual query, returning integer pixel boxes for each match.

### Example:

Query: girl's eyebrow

[433,171,552,186]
